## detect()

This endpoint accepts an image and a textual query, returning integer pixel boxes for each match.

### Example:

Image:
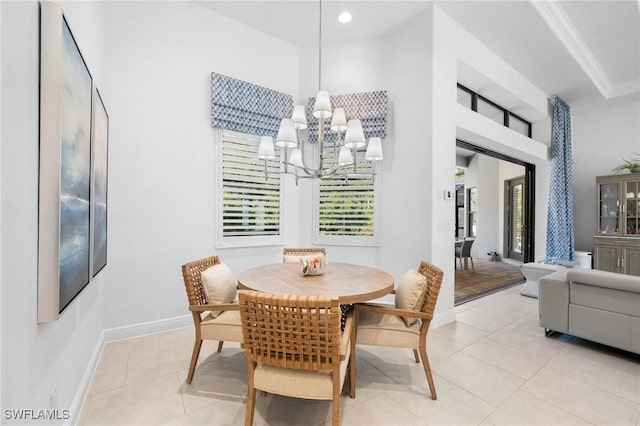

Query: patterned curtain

[306,91,387,143]
[210,73,293,136]
[546,96,575,261]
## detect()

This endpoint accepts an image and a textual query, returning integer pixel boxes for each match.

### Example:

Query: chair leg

[332,395,340,426]
[187,339,203,384]
[348,334,356,398]
[418,345,437,400]
[413,349,420,363]
[217,341,224,353]
[470,257,475,273]
[245,384,256,426]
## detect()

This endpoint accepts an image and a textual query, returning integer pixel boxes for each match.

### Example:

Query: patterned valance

[306,90,387,144]
[211,72,293,137]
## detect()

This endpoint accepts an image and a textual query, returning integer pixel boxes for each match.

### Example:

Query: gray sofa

[539,268,640,354]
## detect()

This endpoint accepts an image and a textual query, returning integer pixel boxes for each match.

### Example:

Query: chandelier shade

[338,146,354,165]
[344,119,366,149]
[258,136,276,159]
[289,148,304,168]
[292,105,308,130]
[312,90,333,119]
[275,118,297,148]
[330,107,348,132]
[365,137,383,161]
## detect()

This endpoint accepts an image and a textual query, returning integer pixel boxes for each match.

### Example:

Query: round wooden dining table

[237,262,394,304]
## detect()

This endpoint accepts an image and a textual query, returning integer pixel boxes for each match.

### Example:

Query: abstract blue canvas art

[92,88,109,277]
[59,18,92,311]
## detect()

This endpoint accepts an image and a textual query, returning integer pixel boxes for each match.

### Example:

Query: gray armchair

[455,238,475,272]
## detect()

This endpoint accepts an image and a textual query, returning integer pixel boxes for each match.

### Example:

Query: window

[508,114,530,137]
[456,86,473,109]
[467,187,477,238]
[477,98,505,126]
[215,129,283,247]
[456,83,532,138]
[313,144,379,246]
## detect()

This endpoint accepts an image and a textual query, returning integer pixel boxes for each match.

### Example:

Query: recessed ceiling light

[338,11,352,24]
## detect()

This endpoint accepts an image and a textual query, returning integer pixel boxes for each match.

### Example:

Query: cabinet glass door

[625,181,640,235]
[598,182,620,235]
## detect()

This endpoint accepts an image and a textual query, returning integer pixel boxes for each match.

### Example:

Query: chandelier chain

[318,0,322,92]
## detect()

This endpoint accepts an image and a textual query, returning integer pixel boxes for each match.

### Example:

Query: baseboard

[66,330,105,426]
[65,315,192,425]
[431,308,456,329]
[103,314,192,343]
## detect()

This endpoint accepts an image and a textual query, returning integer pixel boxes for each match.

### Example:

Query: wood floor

[455,258,525,304]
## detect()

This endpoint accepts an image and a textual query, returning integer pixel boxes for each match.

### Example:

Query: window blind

[316,146,376,238]
[211,72,293,137]
[220,130,281,238]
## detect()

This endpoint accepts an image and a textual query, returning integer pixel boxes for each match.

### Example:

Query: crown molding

[531,0,630,100]
[609,79,640,99]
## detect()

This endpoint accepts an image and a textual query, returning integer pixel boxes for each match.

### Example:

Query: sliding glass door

[505,177,525,262]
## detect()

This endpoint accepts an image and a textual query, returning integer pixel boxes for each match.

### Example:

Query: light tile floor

[78,284,640,425]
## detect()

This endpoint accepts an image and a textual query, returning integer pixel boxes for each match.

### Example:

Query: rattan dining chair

[181,255,242,384]
[354,261,444,399]
[282,247,326,263]
[239,290,355,426]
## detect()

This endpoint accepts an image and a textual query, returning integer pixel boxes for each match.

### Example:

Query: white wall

[464,155,500,259]
[101,2,301,329]
[572,99,640,251]
[1,0,106,419]
[437,6,552,263]
[0,0,3,409]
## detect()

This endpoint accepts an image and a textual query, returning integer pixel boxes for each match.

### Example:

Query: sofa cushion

[569,304,631,352]
[570,282,640,317]
[538,269,570,333]
[567,269,640,293]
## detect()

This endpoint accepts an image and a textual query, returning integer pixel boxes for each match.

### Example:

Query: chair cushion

[201,310,243,341]
[357,310,420,348]
[395,269,428,326]
[253,343,351,399]
[201,263,237,317]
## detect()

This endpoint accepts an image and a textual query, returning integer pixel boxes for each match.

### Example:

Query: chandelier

[257,0,383,183]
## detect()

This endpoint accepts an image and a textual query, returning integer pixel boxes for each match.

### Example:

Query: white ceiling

[198,0,640,111]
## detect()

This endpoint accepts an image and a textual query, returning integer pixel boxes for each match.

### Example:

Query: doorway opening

[454,140,535,304]
[505,176,525,262]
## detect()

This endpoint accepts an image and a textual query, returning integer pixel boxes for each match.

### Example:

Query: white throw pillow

[201,263,237,317]
[395,269,428,327]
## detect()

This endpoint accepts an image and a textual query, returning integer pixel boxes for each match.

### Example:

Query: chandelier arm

[283,146,289,174]
[352,146,358,174]
[283,160,321,178]
[298,134,313,171]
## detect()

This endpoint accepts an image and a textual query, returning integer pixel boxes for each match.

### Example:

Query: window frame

[467,186,477,238]
[214,128,285,248]
[456,83,532,138]
[312,147,380,247]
